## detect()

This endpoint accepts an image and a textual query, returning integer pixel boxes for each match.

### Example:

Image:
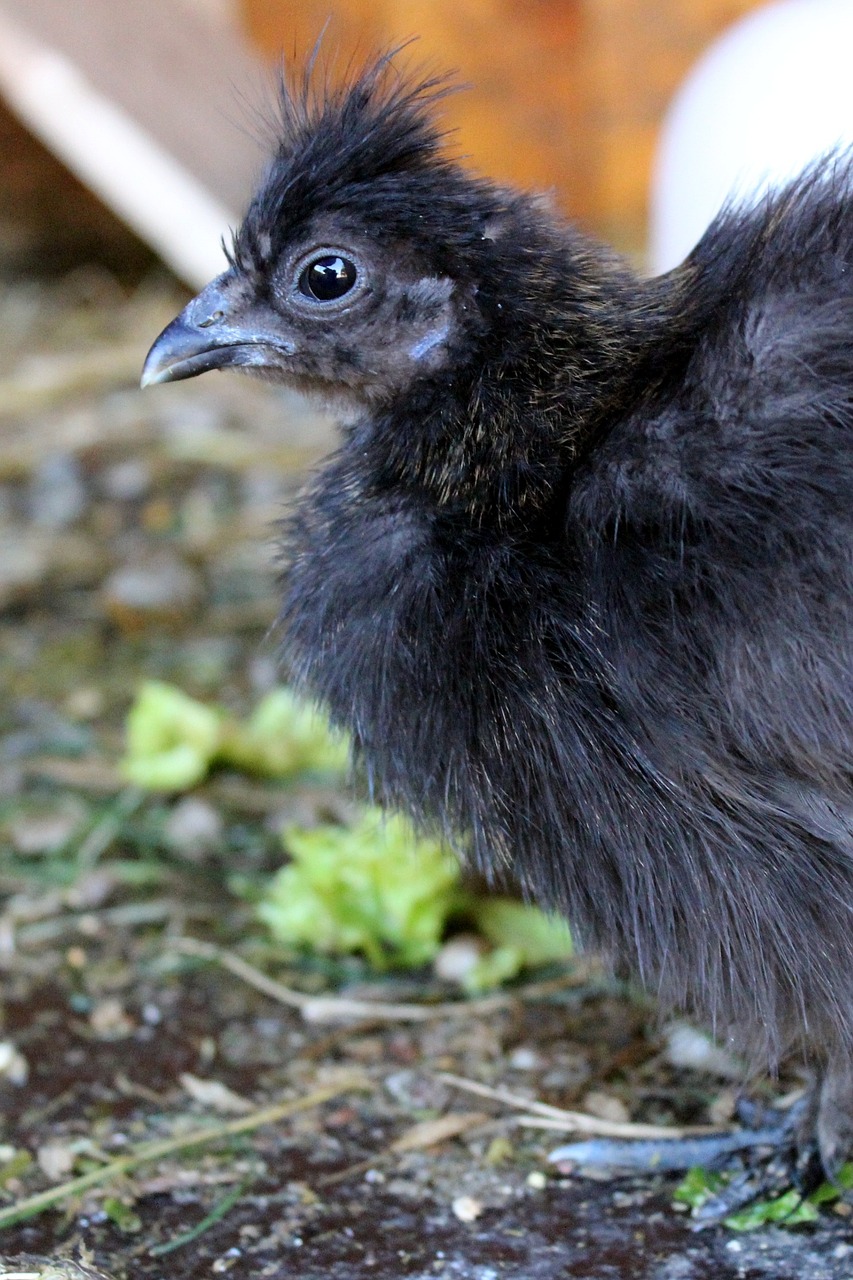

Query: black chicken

[142,57,853,1184]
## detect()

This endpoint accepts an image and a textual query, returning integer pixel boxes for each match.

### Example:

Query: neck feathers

[358,216,683,530]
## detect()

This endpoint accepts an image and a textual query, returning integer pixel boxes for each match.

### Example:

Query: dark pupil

[303,255,357,301]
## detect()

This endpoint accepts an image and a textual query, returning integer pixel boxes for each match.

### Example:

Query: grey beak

[141,275,294,388]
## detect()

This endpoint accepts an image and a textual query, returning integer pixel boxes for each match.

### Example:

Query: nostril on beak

[198,310,225,329]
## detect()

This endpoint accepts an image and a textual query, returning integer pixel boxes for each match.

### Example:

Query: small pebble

[581,1090,630,1124]
[37,1140,76,1181]
[664,1022,743,1080]
[452,1195,484,1222]
[708,1087,738,1125]
[64,685,105,720]
[102,552,204,629]
[247,652,280,696]
[89,997,134,1039]
[0,1041,29,1086]
[100,457,152,502]
[164,796,223,859]
[241,465,285,508]
[180,636,237,687]
[29,452,88,528]
[0,534,49,606]
[7,799,86,854]
[433,935,486,984]
[180,485,224,549]
[509,1045,541,1071]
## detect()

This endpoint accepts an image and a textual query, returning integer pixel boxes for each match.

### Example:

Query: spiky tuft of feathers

[230,53,497,275]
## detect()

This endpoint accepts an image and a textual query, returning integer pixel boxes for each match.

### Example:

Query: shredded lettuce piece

[259,809,461,968]
[121,682,348,791]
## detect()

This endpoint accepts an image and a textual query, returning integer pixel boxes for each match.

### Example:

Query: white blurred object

[650,0,853,273]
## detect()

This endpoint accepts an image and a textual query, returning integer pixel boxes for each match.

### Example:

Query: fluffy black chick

[143,57,853,1179]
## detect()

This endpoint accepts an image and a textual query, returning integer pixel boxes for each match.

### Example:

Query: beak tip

[140,361,172,389]
[140,323,183,388]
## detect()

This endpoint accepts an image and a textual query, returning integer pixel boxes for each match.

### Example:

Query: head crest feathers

[276,46,455,172]
[228,48,516,277]
[228,50,473,271]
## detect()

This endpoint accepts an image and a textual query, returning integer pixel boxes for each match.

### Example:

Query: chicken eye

[299,255,358,301]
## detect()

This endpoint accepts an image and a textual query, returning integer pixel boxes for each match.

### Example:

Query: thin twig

[438,1072,724,1141]
[515,1115,722,1138]
[14,901,213,949]
[0,1081,367,1231]
[171,937,593,1023]
[20,756,122,794]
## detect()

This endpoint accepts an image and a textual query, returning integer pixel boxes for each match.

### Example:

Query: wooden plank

[0,0,270,285]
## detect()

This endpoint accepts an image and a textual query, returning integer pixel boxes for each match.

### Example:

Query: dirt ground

[2,273,853,1279]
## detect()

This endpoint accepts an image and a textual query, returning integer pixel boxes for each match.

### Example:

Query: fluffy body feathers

[143,58,853,1172]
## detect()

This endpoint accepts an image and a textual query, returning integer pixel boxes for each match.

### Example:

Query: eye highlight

[299,255,358,302]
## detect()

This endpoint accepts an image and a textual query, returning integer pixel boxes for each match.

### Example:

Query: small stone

[180,1072,252,1114]
[0,1040,29,1085]
[102,552,204,629]
[164,796,223,859]
[664,1022,743,1080]
[452,1195,484,1222]
[180,636,237,687]
[37,1140,76,1181]
[89,997,134,1039]
[8,798,86,854]
[433,935,486,984]
[100,457,152,502]
[508,1045,541,1071]
[0,764,24,798]
[29,452,88,528]
[141,496,176,533]
[241,466,285,509]
[708,1087,738,1125]
[581,1090,630,1124]
[0,533,49,606]
[180,483,229,551]
[247,652,280,696]
[64,685,105,720]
